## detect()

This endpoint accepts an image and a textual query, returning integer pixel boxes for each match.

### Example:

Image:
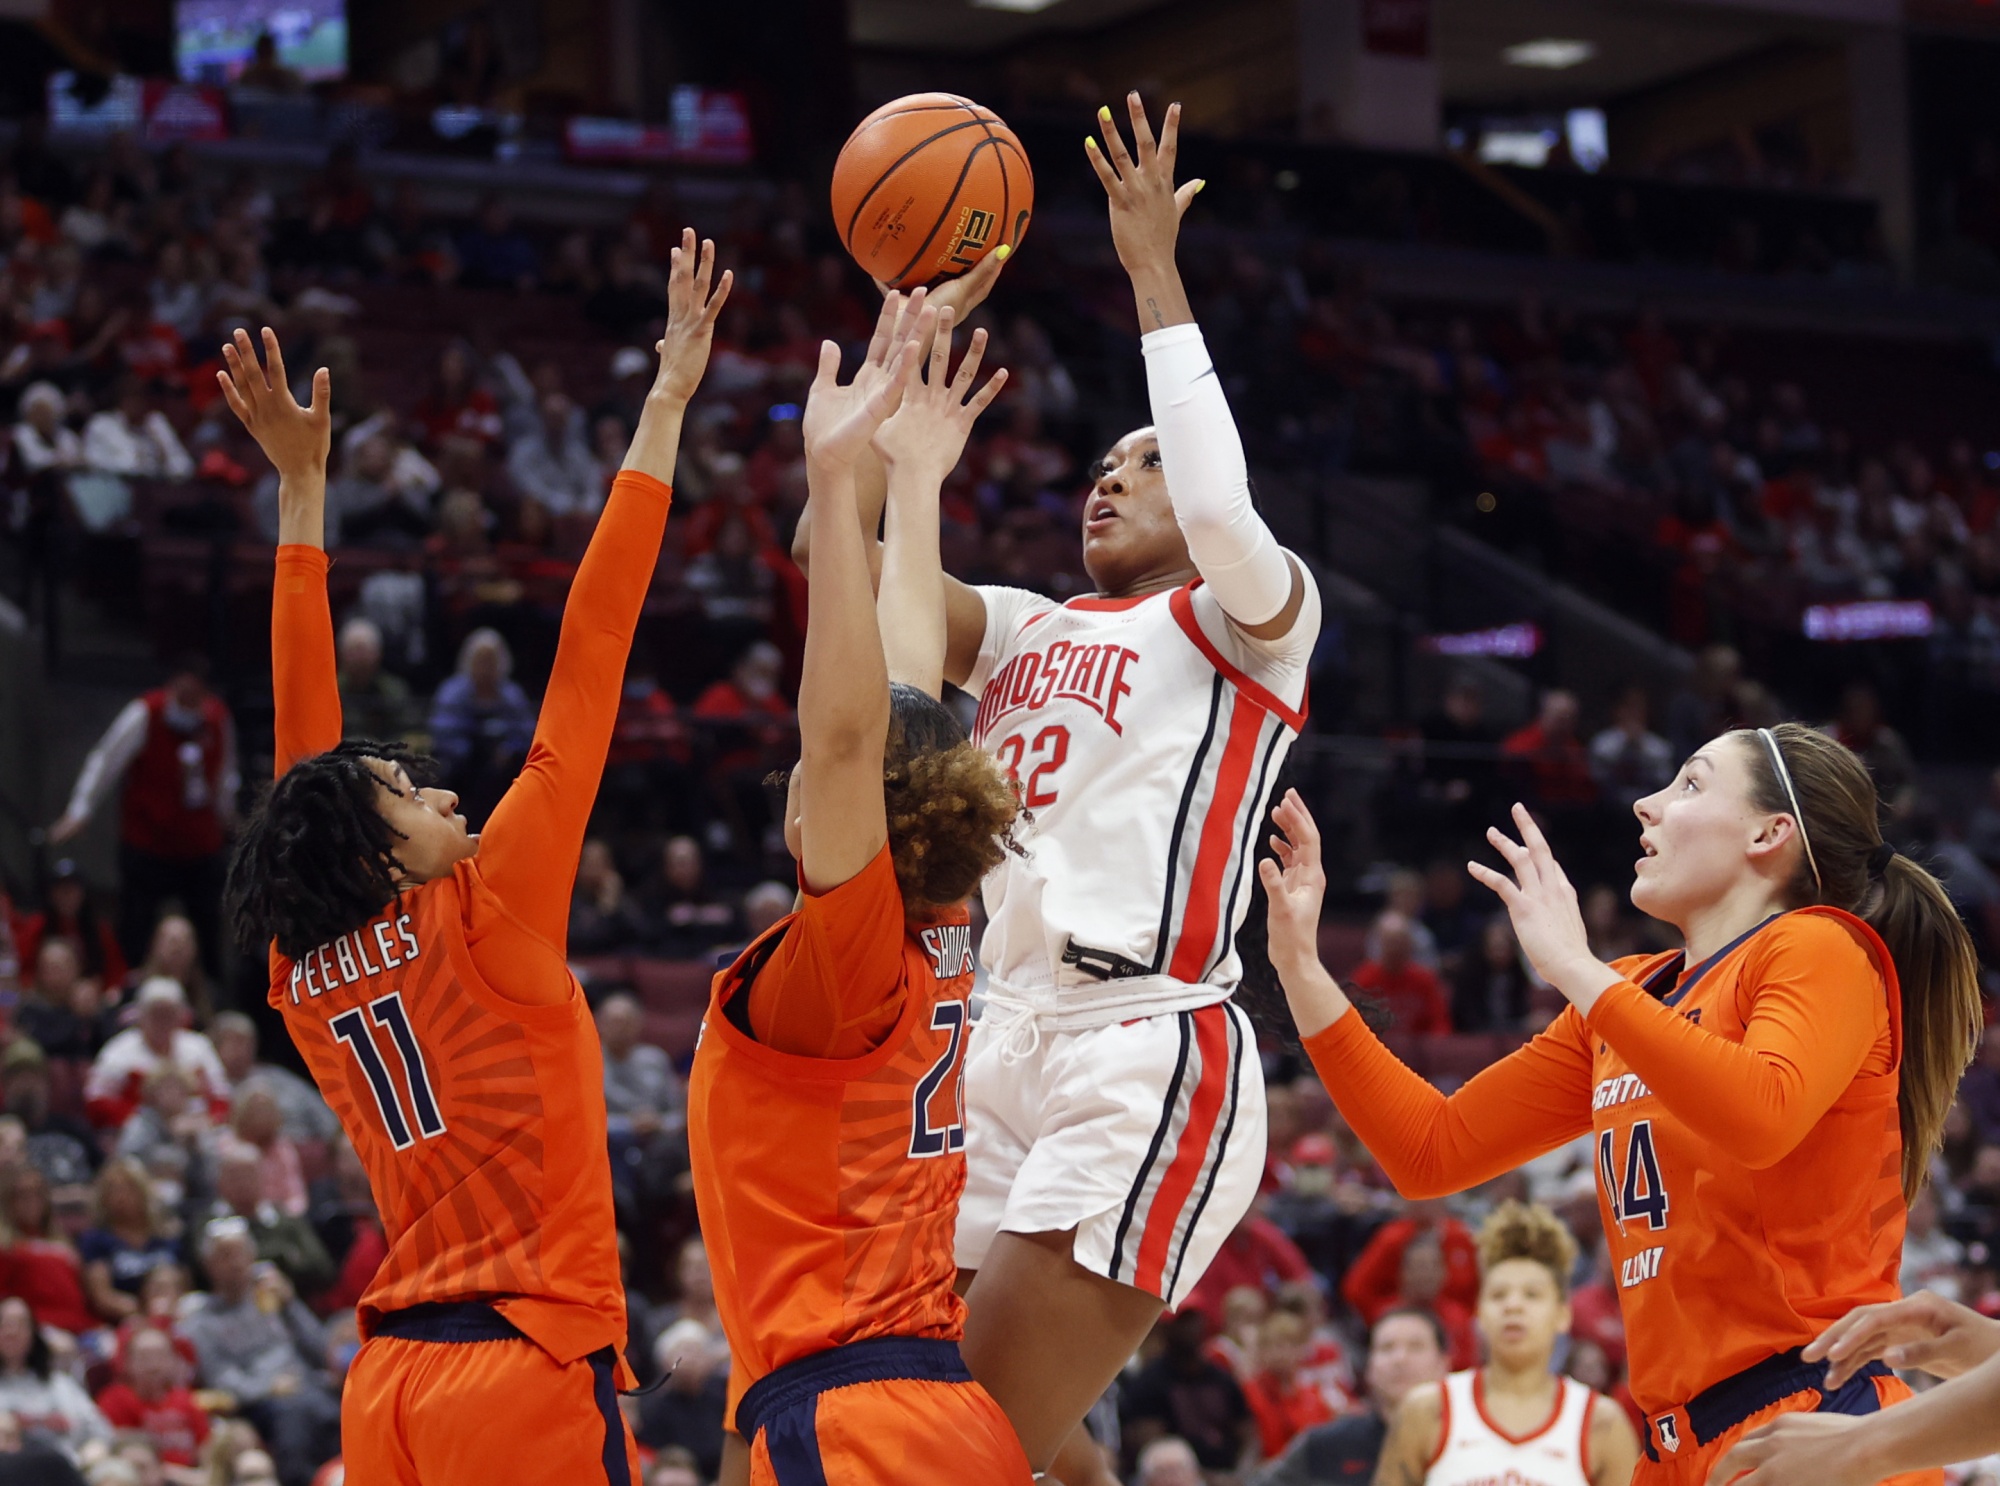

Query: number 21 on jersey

[910,1001,967,1158]
[332,992,446,1151]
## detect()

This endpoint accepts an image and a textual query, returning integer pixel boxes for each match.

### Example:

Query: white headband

[1757,727,1822,895]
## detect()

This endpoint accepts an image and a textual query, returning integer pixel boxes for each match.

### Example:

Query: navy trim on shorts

[590,1346,634,1486]
[372,1302,526,1344]
[735,1337,974,1486]
[1641,1346,1892,1462]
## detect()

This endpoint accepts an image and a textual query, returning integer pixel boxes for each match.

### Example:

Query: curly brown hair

[882,684,1022,908]
[1476,1199,1578,1295]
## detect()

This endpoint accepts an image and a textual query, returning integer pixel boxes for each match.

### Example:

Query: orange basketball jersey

[687,847,975,1421]
[1587,907,1904,1416]
[269,882,627,1368]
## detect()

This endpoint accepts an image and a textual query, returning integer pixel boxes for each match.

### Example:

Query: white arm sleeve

[1142,323,1295,629]
[65,699,149,821]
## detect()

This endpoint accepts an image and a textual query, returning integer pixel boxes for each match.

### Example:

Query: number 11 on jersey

[332,992,446,1150]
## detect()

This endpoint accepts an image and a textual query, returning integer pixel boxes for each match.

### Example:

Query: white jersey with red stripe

[964,573,1318,1031]
[1426,1370,1597,1486]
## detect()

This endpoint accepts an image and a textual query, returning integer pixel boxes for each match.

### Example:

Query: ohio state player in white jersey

[797,97,1319,1485]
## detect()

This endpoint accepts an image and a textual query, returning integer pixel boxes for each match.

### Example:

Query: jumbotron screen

[175,0,348,84]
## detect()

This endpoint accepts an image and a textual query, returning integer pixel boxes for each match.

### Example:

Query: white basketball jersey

[964,572,1318,1030]
[1426,1370,1596,1486]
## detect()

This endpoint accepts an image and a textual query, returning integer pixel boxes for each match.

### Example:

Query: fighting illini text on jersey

[262,473,672,1379]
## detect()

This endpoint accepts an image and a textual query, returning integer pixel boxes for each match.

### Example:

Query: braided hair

[225,740,438,962]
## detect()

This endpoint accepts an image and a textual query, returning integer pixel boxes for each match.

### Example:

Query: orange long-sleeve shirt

[265,469,671,1374]
[1304,908,1905,1416]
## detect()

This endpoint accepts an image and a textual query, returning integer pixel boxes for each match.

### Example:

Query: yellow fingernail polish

[994,244,1011,262]
[1085,135,1097,150]
[1098,105,1112,121]
[1195,179,1207,193]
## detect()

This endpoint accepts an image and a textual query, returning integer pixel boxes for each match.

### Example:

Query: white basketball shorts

[953,998,1266,1309]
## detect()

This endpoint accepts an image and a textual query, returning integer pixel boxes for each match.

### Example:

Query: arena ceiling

[850,0,1861,106]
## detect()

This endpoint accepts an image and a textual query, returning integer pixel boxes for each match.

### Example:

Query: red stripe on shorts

[1132,1004,1232,1296]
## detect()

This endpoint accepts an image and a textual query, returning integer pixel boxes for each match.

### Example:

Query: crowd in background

[0,131,1997,1486]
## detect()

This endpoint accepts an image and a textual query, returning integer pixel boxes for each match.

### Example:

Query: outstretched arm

[216,327,339,775]
[872,307,1008,697]
[789,317,919,892]
[788,257,1010,687]
[477,232,731,945]
[1263,790,1593,1196]
[1088,95,1307,640]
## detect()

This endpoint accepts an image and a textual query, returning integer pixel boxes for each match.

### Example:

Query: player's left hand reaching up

[646,229,733,409]
[804,312,924,472]
[1087,93,1200,329]
[1470,805,1622,1012]
[871,307,1008,486]
[218,327,329,549]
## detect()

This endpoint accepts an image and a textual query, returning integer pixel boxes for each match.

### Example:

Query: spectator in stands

[112,1067,213,1217]
[1501,689,1597,810]
[80,382,190,483]
[1363,871,1439,971]
[77,1160,177,1325]
[636,1239,728,1477]
[1243,1309,1337,1462]
[1416,674,1503,851]
[1122,1307,1255,1478]
[227,1093,305,1221]
[205,1017,332,1147]
[454,194,538,292]
[93,1326,208,1469]
[323,436,427,551]
[331,619,415,747]
[1343,1210,1477,1368]
[0,1301,105,1461]
[1182,1207,1315,1331]
[11,385,81,477]
[1588,686,1673,806]
[741,882,793,941]
[1899,1184,1962,1301]
[1347,912,1451,1034]
[598,993,678,1138]
[126,916,211,1029]
[49,661,236,975]
[303,1140,382,1322]
[235,33,302,93]
[1450,916,1532,1033]
[146,243,204,344]
[411,342,501,450]
[203,1147,329,1302]
[1251,1308,1449,1486]
[181,1220,338,1486]
[1136,1440,1192,1486]
[637,837,740,958]
[85,980,226,1131]
[692,641,793,857]
[1962,1025,2000,1146]
[426,627,535,829]
[2,1043,97,1188]
[14,940,99,1063]
[644,1447,704,1486]
[568,841,646,955]
[507,392,601,517]
[0,1406,89,1486]
[0,1169,96,1336]
[12,864,124,988]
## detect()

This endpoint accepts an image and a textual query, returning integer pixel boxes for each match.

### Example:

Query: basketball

[830,92,1034,290]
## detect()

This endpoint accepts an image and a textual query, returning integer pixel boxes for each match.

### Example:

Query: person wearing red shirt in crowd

[692,641,793,773]
[1344,1221,1479,1371]
[1341,1204,1480,1325]
[1243,1309,1339,1461]
[12,861,126,988]
[1179,1208,1314,1330]
[1500,690,1598,811]
[411,342,502,450]
[48,656,237,976]
[96,1325,210,1466]
[0,1167,98,1337]
[1348,913,1452,1035]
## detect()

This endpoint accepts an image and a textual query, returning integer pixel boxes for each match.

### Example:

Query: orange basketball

[831,93,1033,290]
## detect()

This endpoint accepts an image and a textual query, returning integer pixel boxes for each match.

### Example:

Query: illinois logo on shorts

[1655,1414,1681,1454]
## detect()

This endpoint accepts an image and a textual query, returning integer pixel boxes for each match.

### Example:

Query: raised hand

[1468,804,1618,1008]
[217,327,329,479]
[871,306,1008,486]
[803,312,924,472]
[649,229,733,407]
[1259,789,1329,978]
[1086,94,1201,292]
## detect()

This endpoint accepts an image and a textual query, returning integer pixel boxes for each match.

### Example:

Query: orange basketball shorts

[1637,1353,1941,1486]
[736,1336,1032,1486]
[342,1303,640,1486]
